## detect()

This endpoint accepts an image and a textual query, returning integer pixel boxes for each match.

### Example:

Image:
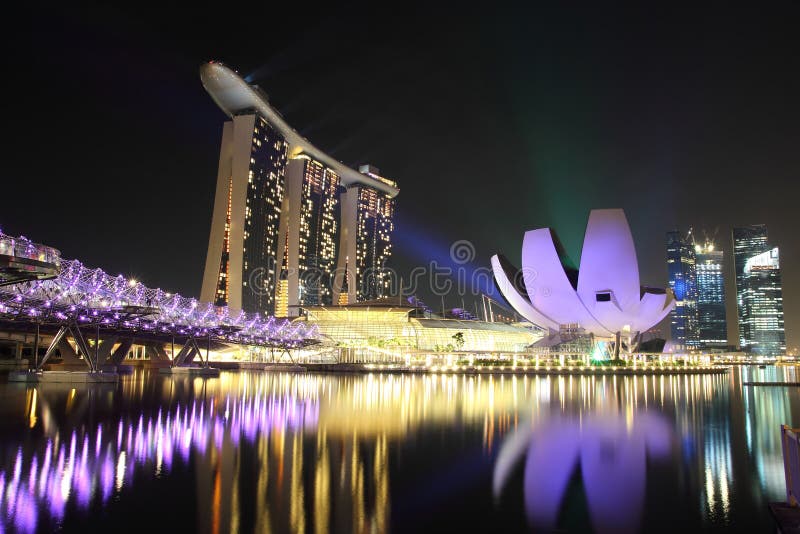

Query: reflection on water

[3,379,318,532]
[741,367,796,500]
[0,367,796,532]
[494,412,671,534]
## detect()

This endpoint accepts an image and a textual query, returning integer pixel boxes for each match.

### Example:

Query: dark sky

[2,3,799,348]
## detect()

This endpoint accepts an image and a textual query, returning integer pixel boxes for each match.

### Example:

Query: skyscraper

[666,230,699,351]
[274,154,342,314]
[695,243,727,348]
[199,61,399,316]
[732,225,769,348]
[740,247,785,355]
[200,113,288,315]
[333,165,397,304]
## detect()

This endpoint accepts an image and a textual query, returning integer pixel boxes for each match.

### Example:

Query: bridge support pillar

[95,337,119,365]
[171,342,194,367]
[145,344,170,361]
[38,324,102,371]
[170,337,210,367]
[57,338,83,365]
[110,339,134,366]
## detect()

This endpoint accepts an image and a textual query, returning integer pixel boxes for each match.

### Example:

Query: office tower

[740,247,785,355]
[200,61,399,316]
[732,225,769,347]
[666,230,699,351]
[200,113,288,315]
[695,242,728,348]
[333,165,397,304]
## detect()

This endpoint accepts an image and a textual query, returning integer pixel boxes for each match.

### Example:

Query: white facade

[492,209,674,340]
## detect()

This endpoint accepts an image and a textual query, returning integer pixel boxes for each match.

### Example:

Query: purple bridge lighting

[0,232,60,288]
[0,230,319,367]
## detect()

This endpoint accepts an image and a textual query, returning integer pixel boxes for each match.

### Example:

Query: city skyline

[0,6,798,533]
[1,4,798,348]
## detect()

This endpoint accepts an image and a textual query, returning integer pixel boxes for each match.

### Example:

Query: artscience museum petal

[491,209,674,343]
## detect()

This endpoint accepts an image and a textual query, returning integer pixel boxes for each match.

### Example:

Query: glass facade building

[740,247,785,355]
[732,225,787,355]
[732,225,769,347]
[300,304,540,362]
[695,244,728,348]
[666,230,699,351]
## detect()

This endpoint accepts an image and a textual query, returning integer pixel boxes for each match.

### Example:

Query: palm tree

[452,332,465,351]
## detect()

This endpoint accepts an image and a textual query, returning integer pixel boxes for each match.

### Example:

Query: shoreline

[6,360,733,378]
[214,362,730,376]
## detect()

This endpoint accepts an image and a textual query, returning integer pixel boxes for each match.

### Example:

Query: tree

[452,332,465,351]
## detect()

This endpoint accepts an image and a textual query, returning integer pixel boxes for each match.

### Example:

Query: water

[0,366,797,533]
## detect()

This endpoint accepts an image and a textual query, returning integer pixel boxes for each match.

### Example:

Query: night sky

[3,4,799,348]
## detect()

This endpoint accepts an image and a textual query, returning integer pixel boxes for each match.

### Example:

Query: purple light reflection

[0,393,318,531]
[494,412,672,534]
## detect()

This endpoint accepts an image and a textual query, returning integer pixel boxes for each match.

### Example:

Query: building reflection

[3,373,399,533]
[740,366,797,501]
[0,369,796,532]
[494,412,671,534]
[7,383,317,533]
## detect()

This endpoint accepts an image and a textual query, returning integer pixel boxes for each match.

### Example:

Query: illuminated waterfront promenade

[0,230,734,378]
[0,367,794,532]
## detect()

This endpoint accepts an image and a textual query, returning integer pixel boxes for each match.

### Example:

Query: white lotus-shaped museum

[491,209,674,343]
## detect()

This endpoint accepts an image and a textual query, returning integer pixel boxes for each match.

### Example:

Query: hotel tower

[199,62,399,316]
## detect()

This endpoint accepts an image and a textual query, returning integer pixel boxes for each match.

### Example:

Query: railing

[0,232,61,267]
[780,425,800,505]
[0,231,317,347]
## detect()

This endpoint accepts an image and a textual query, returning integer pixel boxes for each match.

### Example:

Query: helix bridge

[0,231,319,370]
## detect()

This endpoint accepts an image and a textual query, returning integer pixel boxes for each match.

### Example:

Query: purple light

[0,234,318,347]
[495,412,672,534]
[100,455,114,503]
[0,388,319,531]
[492,209,674,337]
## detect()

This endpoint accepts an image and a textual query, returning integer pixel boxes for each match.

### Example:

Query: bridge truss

[0,233,319,369]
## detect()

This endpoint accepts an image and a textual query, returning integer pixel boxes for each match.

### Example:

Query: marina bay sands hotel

[199,61,399,316]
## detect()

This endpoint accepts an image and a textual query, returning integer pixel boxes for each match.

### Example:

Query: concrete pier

[98,364,134,375]
[8,370,119,383]
[158,367,220,377]
[304,364,731,376]
[0,359,29,371]
[262,364,307,373]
